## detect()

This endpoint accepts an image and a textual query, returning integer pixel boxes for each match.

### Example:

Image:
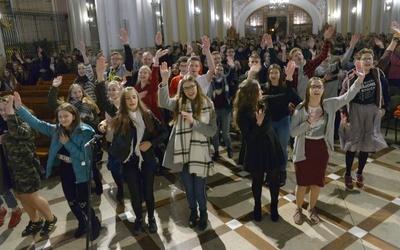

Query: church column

[68,0,91,49]
[169,0,179,44]
[355,0,364,34]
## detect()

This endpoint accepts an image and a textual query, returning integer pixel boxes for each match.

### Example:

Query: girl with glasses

[158,63,217,231]
[339,21,400,190]
[290,60,366,225]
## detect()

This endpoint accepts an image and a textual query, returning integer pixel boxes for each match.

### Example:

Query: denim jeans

[0,189,18,208]
[212,108,232,152]
[271,115,290,172]
[180,164,207,212]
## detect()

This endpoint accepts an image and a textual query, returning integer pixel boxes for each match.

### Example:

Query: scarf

[124,110,145,169]
[173,98,215,177]
[210,76,230,102]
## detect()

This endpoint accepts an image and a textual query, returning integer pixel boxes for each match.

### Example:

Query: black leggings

[123,157,156,220]
[251,168,279,206]
[345,151,369,176]
[60,163,95,223]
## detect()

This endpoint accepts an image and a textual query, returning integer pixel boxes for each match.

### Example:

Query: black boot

[69,201,87,238]
[81,205,101,241]
[90,213,101,241]
[198,210,208,231]
[253,201,262,222]
[279,171,287,187]
[227,147,233,158]
[270,202,279,222]
[212,152,219,161]
[189,209,198,228]
[133,218,143,236]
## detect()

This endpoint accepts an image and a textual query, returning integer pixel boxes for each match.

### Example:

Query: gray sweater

[290,78,362,163]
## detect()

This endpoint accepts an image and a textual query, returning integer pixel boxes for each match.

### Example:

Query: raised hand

[5,95,15,115]
[284,60,296,79]
[186,42,193,55]
[52,76,63,87]
[96,56,108,75]
[349,33,360,48]
[391,21,400,35]
[117,28,129,45]
[13,92,22,110]
[374,37,384,48]
[160,62,170,85]
[263,33,273,48]
[308,37,315,49]
[354,60,365,82]
[78,41,86,54]
[154,48,169,65]
[324,27,334,39]
[155,31,163,46]
[199,36,210,51]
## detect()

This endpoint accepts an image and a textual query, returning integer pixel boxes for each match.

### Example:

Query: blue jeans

[271,115,290,172]
[180,164,207,212]
[0,189,18,208]
[212,108,232,152]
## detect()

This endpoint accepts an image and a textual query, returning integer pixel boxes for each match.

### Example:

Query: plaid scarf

[173,98,215,177]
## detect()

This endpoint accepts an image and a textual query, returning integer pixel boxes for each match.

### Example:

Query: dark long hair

[233,79,263,130]
[266,64,284,92]
[110,87,154,135]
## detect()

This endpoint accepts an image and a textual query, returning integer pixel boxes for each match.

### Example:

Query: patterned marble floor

[0,128,399,250]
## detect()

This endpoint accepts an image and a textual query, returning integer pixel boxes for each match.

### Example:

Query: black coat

[237,105,284,174]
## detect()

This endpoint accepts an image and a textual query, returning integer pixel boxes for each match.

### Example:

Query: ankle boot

[253,205,262,222]
[69,201,87,238]
[198,210,208,231]
[189,209,198,228]
[90,213,101,241]
[270,202,279,222]
[133,218,143,236]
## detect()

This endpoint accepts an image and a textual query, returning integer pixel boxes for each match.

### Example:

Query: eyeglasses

[182,84,196,92]
[179,64,188,68]
[111,58,121,61]
[310,85,324,90]
[360,57,373,61]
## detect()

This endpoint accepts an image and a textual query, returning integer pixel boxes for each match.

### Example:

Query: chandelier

[268,0,289,11]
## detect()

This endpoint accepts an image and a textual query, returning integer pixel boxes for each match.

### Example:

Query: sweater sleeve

[123,44,133,72]
[48,86,61,111]
[96,81,118,117]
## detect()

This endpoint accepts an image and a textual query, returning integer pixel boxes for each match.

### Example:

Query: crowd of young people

[0,20,399,240]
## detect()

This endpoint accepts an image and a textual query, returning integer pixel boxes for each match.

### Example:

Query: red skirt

[294,138,329,187]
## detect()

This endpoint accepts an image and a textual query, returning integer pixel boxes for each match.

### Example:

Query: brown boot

[344,174,354,190]
[356,174,365,189]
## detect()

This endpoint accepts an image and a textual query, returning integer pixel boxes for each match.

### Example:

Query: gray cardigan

[158,84,217,172]
[290,78,362,163]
